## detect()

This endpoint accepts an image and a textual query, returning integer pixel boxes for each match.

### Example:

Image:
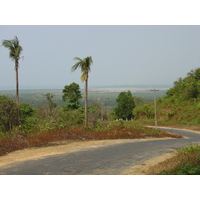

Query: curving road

[0,127,200,175]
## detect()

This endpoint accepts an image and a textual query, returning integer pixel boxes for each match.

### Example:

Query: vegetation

[0,121,182,157]
[62,82,82,110]
[2,36,23,128]
[0,89,160,108]
[71,56,93,127]
[0,95,17,133]
[45,93,57,111]
[114,91,135,120]
[166,68,200,99]
[134,68,200,126]
[161,144,200,175]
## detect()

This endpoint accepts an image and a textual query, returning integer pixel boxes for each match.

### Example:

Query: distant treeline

[0,89,167,108]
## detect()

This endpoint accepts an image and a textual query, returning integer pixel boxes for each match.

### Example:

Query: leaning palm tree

[71,56,93,127]
[2,36,23,129]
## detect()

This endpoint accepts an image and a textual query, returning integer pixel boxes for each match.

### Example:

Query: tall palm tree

[2,36,23,128]
[71,56,93,127]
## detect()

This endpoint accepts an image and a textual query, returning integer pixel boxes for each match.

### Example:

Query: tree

[62,82,82,110]
[45,93,57,112]
[0,95,16,133]
[114,91,135,120]
[71,56,93,127]
[2,36,23,128]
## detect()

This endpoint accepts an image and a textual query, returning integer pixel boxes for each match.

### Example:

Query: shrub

[0,95,16,133]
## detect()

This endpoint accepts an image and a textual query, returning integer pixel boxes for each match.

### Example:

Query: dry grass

[0,124,183,157]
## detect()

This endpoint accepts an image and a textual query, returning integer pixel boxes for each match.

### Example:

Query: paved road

[0,128,200,175]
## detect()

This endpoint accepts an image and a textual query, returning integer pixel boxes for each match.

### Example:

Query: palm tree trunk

[85,75,88,127]
[15,59,20,130]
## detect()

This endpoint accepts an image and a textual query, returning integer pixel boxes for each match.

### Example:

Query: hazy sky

[1,25,200,89]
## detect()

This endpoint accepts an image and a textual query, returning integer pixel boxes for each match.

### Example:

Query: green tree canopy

[114,91,135,120]
[62,82,82,110]
[19,103,34,122]
[0,95,16,133]
[166,68,200,100]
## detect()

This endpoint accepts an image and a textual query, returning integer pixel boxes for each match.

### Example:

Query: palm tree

[2,36,23,129]
[71,56,93,127]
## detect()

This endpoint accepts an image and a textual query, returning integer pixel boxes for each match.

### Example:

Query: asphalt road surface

[0,127,200,175]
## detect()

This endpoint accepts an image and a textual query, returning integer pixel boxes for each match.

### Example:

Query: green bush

[0,95,16,133]
[133,104,154,119]
[20,117,37,134]
[177,163,200,175]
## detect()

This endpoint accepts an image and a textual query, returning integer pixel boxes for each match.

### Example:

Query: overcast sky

[1,25,200,89]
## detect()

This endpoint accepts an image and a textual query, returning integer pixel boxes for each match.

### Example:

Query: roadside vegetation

[1,36,200,175]
[162,144,200,175]
[145,144,200,175]
[0,120,182,157]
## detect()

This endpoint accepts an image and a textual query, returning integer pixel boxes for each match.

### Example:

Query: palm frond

[2,40,13,49]
[71,57,82,72]
[2,36,23,60]
[71,56,93,82]
[83,56,93,72]
[73,57,82,62]
[80,73,86,82]
[71,62,80,72]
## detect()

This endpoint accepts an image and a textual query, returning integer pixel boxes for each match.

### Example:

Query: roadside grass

[145,144,200,175]
[0,121,183,157]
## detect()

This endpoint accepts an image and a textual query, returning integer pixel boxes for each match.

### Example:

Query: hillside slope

[134,68,200,125]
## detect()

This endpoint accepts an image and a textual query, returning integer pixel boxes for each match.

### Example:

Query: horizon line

[0,84,172,91]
